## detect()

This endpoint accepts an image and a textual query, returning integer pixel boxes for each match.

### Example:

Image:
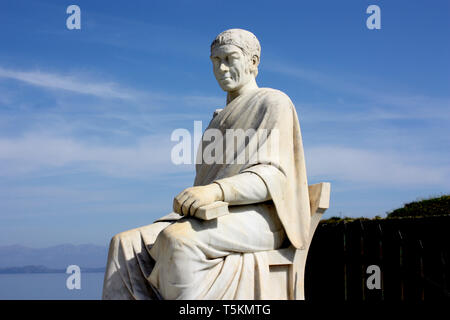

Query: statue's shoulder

[256,88,294,113]
[257,87,292,104]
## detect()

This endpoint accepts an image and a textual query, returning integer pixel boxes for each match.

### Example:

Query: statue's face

[210,44,254,92]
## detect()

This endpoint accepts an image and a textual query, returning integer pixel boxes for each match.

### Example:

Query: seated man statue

[102,28,311,300]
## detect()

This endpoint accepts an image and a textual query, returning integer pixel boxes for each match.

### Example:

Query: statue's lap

[112,202,285,255]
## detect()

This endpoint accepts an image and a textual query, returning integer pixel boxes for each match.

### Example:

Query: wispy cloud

[0,133,193,178]
[0,66,226,112]
[0,65,224,183]
[297,102,450,124]
[267,60,450,191]
[265,61,450,120]
[2,130,447,189]
[0,67,137,100]
[306,145,450,188]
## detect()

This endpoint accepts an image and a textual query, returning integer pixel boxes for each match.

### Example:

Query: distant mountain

[0,265,105,274]
[0,244,108,269]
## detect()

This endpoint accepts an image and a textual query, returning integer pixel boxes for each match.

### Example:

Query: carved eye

[212,57,220,65]
[229,54,239,62]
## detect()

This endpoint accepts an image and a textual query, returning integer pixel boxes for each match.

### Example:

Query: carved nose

[219,62,229,72]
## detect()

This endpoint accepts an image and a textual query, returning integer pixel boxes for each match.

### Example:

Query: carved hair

[211,29,261,76]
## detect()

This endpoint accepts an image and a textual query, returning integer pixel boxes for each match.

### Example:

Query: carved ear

[251,55,260,77]
[252,55,260,67]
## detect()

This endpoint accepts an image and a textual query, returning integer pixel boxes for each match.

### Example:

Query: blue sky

[0,0,449,247]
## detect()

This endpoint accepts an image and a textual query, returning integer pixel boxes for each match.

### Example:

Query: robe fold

[102,87,310,300]
[196,87,311,249]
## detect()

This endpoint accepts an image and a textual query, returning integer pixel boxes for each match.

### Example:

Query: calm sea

[0,272,104,300]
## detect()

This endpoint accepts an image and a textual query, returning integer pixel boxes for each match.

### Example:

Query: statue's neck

[226,78,259,105]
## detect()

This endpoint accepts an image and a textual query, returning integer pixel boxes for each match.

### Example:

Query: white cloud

[266,61,450,120]
[0,65,225,180]
[0,66,226,114]
[306,145,450,188]
[0,67,137,100]
[2,131,447,189]
[0,133,193,178]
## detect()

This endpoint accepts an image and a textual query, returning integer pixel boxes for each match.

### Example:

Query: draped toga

[102,87,310,300]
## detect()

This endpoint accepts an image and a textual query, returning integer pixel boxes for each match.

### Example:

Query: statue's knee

[158,221,195,246]
[109,233,123,250]
[109,228,138,248]
[159,225,181,245]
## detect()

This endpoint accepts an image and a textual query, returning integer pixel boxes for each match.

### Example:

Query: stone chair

[265,182,331,300]
[198,182,331,300]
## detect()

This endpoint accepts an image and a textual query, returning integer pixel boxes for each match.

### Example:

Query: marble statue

[102,28,311,300]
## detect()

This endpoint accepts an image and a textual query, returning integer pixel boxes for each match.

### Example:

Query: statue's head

[210,29,261,92]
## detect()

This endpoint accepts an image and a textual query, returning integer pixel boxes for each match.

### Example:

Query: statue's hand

[173,184,224,217]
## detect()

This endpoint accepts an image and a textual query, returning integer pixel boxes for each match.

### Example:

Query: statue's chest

[211,104,256,132]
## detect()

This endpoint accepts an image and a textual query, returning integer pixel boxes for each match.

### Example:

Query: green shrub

[320,195,450,223]
[386,195,450,218]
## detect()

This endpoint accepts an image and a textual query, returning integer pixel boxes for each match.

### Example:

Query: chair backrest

[287,182,331,300]
[307,182,331,247]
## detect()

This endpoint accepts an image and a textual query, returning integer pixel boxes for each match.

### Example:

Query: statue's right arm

[213,172,270,206]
